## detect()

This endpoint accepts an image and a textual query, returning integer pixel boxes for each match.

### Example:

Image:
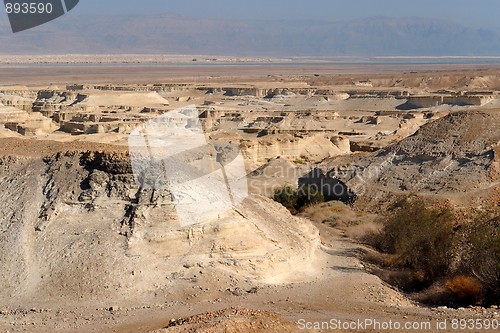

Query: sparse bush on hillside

[444,275,483,306]
[375,196,455,281]
[365,195,500,307]
[296,185,325,208]
[272,185,325,214]
[272,185,299,214]
[462,216,500,306]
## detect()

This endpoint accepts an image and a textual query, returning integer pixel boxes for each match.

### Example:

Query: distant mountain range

[1,14,500,56]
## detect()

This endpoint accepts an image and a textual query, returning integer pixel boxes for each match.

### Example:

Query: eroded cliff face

[327,110,500,210]
[0,150,321,305]
[3,84,495,142]
[241,133,351,170]
[1,80,498,195]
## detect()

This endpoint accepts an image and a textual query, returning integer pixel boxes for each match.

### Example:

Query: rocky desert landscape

[0,63,499,332]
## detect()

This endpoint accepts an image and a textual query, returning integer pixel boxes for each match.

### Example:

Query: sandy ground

[1,222,498,332]
[1,63,499,86]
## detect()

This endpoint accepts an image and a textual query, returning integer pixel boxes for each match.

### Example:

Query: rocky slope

[0,146,322,306]
[325,110,500,209]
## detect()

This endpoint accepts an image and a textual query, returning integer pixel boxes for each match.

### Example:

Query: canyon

[0,67,499,332]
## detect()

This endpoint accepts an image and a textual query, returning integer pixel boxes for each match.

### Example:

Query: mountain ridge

[1,15,500,56]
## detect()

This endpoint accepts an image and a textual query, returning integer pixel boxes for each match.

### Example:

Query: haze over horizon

[1,1,500,57]
[71,0,500,30]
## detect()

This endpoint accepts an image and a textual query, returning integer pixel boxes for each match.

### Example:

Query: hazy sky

[74,0,500,29]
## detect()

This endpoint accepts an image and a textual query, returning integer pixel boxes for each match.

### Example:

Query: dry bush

[345,220,381,241]
[363,250,398,268]
[362,195,499,307]
[445,275,483,306]
[462,215,500,306]
[299,202,342,223]
[272,185,324,214]
[272,185,299,214]
[373,196,455,281]
[296,185,325,210]
[299,200,378,242]
[373,268,427,291]
[413,282,453,306]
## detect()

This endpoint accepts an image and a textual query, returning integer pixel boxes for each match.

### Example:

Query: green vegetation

[325,215,340,223]
[374,197,455,281]
[462,216,500,306]
[367,195,499,307]
[272,185,325,215]
[272,185,298,214]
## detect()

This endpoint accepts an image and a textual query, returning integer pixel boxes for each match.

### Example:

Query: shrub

[414,281,454,306]
[272,186,299,214]
[363,195,499,307]
[463,216,500,306]
[296,185,325,208]
[272,185,324,214]
[324,215,340,224]
[374,268,427,291]
[375,196,455,281]
[445,275,483,306]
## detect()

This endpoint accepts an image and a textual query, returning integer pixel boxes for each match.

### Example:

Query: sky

[73,0,500,29]
[2,0,500,56]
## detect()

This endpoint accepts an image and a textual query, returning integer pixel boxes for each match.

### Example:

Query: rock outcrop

[326,110,500,209]
[0,149,321,305]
